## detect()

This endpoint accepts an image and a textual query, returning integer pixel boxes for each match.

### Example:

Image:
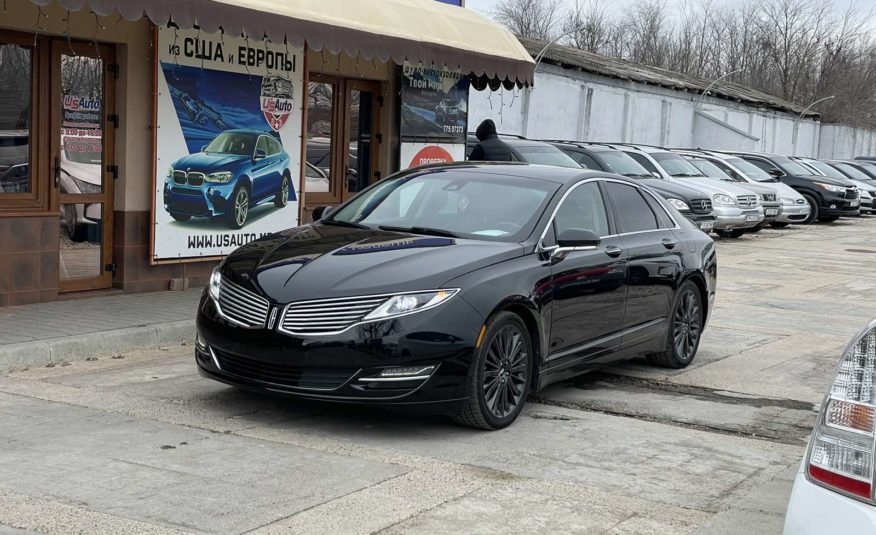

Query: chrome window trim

[536,177,680,253]
[277,288,460,337]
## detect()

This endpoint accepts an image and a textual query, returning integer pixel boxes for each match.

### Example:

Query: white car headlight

[167,166,174,179]
[209,267,222,302]
[205,171,234,183]
[781,197,797,205]
[815,182,847,193]
[666,198,690,211]
[363,289,459,321]
[712,194,736,206]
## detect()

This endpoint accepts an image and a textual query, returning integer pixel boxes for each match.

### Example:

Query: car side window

[604,182,660,233]
[745,158,775,173]
[642,191,675,229]
[625,152,658,174]
[551,182,610,241]
[267,137,282,156]
[256,136,269,157]
[572,152,601,170]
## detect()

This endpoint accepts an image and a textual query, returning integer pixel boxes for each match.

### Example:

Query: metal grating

[280,295,390,336]
[690,199,712,214]
[187,172,205,187]
[218,276,270,328]
[172,170,187,185]
[737,195,757,208]
[846,188,860,199]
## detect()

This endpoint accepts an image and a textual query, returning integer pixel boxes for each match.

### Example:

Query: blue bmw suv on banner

[164,129,293,229]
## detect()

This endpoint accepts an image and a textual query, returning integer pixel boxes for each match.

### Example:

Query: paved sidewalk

[0,289,202,372]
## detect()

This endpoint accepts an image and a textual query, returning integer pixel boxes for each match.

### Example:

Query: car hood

[221,224,525,303]
[638,178,710,201]
[60,158,101,185]
[172,152,249,172]
[672,176,759,197]
[796,174,855,187]
[730,181,777,197]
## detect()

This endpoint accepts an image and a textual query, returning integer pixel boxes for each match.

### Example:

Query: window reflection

[0,43,31,194]
[305,81,332,193]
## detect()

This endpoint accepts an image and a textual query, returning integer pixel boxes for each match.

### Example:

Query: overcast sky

[466,0,876,24]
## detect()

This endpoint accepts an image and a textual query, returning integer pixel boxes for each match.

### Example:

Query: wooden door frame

[50,40,116,293]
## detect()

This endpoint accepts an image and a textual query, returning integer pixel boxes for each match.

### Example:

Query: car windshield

[204,132,257,156]
[515,146,581,168]
[834,162,873,182]
[726,157,774,182]
[804,160,845,179]
[652,153,706,177]
[775,157,815,176]
[327,170,558,242]
[687,158,737,181]
[597,151,651,177]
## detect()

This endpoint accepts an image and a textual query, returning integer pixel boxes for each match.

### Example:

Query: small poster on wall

[153,27,304,261]
[399,64,469,170]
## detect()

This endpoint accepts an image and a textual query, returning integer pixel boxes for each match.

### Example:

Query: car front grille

[187,172,205,187]
[279,294,391,336]
[212,348,357,390]
[218,277,270,328]
[171,170,208,187]
[172,170,187,185]
[846,188,859,199]
[737,195,757,208]
[690,199,712,214]
[762,193,777,202]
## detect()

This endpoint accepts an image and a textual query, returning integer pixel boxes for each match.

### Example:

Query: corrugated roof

[517,36,817,118]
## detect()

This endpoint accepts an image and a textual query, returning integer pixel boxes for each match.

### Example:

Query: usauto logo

[260,75,294,132]
[63,95,101,111]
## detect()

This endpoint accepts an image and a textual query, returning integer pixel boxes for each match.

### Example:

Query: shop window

[0,42,32,195]
[305,81,334,195]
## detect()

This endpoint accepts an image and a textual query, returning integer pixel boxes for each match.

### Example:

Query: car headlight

[205,171,234,183]
[781,197,797,205]
[666,198,690,211]
[363,289,459,321]
[209,267,222,302]
[72,176,101,194]
[712,194,736,206]
[167,166,174,179]
[815,182,847,193]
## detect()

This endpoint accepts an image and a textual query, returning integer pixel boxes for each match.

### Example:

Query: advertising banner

[399,64,469,170]
[153,27,303,261]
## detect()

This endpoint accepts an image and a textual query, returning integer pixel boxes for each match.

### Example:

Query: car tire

[226,185,249,229]
[274,173,290,208]
[714,229,744,238]
[802,194,819,224]
[770,222,789,229]
[819,215,839,222]
[647,280,703,369]
[170,213,191,222]
[453,311,533,430]
[748,224,763,233]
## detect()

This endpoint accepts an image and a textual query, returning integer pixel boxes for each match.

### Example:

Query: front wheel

[170,212,191,222]
[225,186,249,229]
[647,280,703,369]
[274,173,290,208]
[802,194,819,224]
[454,312,532,430]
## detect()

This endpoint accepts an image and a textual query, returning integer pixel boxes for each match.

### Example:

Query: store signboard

[399,64,469,170]
[152,27,304,261]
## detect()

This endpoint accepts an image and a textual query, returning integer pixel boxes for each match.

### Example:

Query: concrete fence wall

[470,63,823,156]
[819,124,876,159]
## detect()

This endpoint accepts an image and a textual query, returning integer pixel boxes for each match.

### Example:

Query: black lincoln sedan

[196,163,717,429]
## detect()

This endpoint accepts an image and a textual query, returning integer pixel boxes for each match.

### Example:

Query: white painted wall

[819,124,876,159]
[469,63,825,157]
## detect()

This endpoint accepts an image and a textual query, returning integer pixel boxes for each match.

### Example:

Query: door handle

[662,238,677,249]
[604,245,623,258]
[54,156,61,188]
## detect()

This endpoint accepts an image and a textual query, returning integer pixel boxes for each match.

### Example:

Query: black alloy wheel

[455,311,532,430]
[226,186,249,229]
[802,194,819,224]
[275,173,290,208]
[647,280,703,369]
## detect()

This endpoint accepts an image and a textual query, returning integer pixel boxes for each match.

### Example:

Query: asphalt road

[3,217,876,534]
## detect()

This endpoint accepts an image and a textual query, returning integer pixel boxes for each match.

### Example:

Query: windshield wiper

[321,219,370,229]
[378,225,459,238]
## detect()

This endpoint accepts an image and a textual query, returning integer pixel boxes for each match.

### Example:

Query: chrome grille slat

[736,195,757,208]
[279,294,391,336]
[218,277,269,328]
[690,199,712,214]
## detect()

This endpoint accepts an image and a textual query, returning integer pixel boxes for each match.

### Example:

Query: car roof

[400,162,640,186]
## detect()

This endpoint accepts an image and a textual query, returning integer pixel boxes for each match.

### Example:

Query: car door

[602,181,683,349]
[544,180,628,370]
[252,136,272,200]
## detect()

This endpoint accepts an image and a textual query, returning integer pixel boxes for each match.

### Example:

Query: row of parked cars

[466,134,876,237]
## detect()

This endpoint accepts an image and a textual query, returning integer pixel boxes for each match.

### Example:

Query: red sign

[408,145,454,168]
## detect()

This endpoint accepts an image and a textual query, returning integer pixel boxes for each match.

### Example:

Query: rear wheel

[454,312,532,430]
[274,173,290,208]
[802,194,819,224]
[647,280,703,369]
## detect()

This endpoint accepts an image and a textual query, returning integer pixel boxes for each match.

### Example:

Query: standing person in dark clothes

[469,119,513,162]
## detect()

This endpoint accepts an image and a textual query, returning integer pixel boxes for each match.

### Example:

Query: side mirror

[312,205,333,220]
[651,171,662,179]
[556,228,600,249]
[254,148,267,160]
[768,169,785,178]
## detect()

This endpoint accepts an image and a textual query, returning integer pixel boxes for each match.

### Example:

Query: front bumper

[680,212,717,232]
[195,291,483,409]
[819,191,860,217]
[784,467,876,535]
[776,202,810,223]
[760,202,782,223]
[713,205,764,230]
[163,180,236,217]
